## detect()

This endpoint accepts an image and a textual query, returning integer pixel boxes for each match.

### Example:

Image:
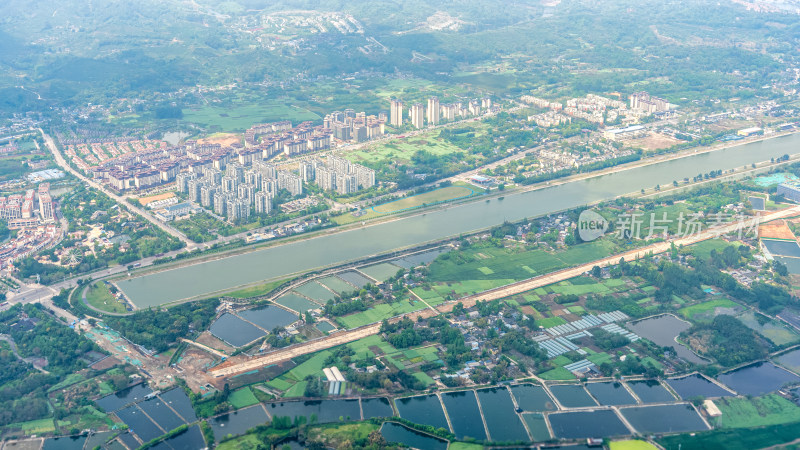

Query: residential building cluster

[0,223,62,271]
[523,92,674,125]
[0,183,55,229]
[243,120,335,157]
[177,160,303,222]
[629,92,671,114]
[299,155,376,195]
[322,109,386,143]
[390,96,493,129]
[65,139,167,171]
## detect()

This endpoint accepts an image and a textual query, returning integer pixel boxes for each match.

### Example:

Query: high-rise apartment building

[427,97,440,126]
[390,99,404,127]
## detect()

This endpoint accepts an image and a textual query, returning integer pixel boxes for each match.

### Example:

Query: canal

[118,134,800,307]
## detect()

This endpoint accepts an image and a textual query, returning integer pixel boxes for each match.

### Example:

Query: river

[118,133,800,307]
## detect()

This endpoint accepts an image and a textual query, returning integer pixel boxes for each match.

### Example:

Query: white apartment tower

[427,97,440,126]
[390,99,404,127]
[410,103,425,129]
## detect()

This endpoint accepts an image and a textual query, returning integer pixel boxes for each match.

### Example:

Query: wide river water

[118,133,800,307]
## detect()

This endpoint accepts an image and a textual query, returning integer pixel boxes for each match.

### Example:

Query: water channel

[118,133,800,306]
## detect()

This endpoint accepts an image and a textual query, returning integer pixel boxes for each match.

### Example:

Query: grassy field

[658,420,800,450]
[306,422,380,448]
[182,102,320,132]
[7,418,55,435]
[428,240,619,284]
[689,239,731,260]
[229,387,260,409]
[537,317,568,328]
[715,395,800,428]
[448,443,484,450]
[678,299,741,321]
[226,279,288,299]
[348,134,463,166]
[286,351,332,381]
[537,367,575,380]
[373,186,476,214]
[610,441,659,450]
[336,299,426,329]
[85,282,128,314]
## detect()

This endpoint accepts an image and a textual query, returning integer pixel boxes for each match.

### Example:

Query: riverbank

[114,131,800,306]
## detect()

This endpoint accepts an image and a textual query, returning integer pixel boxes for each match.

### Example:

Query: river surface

[118,133,800,306]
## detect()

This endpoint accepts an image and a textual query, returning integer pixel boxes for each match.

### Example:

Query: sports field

[373,186,476,214]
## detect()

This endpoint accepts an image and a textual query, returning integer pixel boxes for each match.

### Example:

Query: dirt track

[208,206,800,379]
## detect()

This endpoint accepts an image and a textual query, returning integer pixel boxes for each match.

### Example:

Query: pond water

[585,382,637,406]
[337,271,373,288]
[117,432,141,450]
[509,384,557,411]
[521,413,551,441]
[775,348,800,374]
[361,397,394,419]
[275,293,321,312]
[395,394,449,430]
[42,436,86,450]
[266,399,362,424]
[380,422,448,450]
[238,305,298,331]
[159,388,198,423]
[441,390,487,441]
[549,384,598,408]
[96,383,153,412]
[318,276,356,294]
[627,315,706,364]
[83,431,116,450]
[665,374,734,400]
[151,424,207,450]
[209,313,266,347]
[137,398,185,431]
[627,380,675,403]
[120,133,800,307]
[394,249,448,268]
[476,387,530,442]
[717,361,800,396]
[548,410,629,439]
[116,404,164,442]
[294,281,336,302]
[621,404,709,434]
[210,404,269,442]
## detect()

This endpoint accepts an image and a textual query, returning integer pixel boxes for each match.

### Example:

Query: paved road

[209,205,800,378]
[39,128,196,249]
